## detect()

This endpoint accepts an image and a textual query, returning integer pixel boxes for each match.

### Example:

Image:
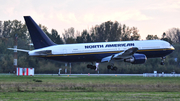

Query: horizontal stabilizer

[7,48,30,52]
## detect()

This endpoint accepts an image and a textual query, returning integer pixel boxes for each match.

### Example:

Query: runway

[1,73,180,77]
[35,74,143,76]
[36,73,180,77]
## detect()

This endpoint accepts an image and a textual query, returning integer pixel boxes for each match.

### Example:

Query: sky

[0,0,180,39]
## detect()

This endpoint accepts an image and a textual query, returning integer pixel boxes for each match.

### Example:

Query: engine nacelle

[124,54,147,64]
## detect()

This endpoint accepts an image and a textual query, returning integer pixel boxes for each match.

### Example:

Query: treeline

[0,19,180,74]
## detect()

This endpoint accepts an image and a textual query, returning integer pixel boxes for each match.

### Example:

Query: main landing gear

[87,63,99,71]
[160,57,166,65]
[87,64,96,70]
[107,65,117,71]
[87,63,117,71]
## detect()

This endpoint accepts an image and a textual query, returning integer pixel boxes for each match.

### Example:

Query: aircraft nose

[168,45,175,55]
[171,45,175,51]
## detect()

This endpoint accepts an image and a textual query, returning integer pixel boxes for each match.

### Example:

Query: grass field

[0,75,180,100]
[1,92,180,101]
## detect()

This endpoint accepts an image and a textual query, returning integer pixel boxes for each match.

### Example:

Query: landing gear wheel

[92,66,96,70]
[87,64,91,68]
[162,57,166,59]
[111,66,117,71]
[107,65,111,69]
[113,66,117,71]
[160,57,166,65]
[87,64,96,70]
[160,62,164,65]
[107,65,118,71]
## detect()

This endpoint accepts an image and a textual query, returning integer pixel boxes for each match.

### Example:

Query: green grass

[0,75,180,100]
[0,92,180,101]
[0,75,180,92]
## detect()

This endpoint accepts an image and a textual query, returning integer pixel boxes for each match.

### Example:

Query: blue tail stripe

[24,16,56,49]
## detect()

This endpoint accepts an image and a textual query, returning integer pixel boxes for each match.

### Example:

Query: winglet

[24,16,56,49]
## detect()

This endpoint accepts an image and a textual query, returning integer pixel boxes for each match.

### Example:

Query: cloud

[0,0,179,40]
[82,10,152,24]
[144,0,180,12]
[56,13,80,24]
[83,13,94,22]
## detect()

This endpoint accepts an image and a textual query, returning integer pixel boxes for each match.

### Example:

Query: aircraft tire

[107,65,111,69]
[160,62,164,65]
[92,66,96,70]
[87,64,92,68]
[113,66,117,71]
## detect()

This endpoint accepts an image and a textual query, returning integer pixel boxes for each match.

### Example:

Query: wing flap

[101,55,114,62]
[114,47,138,59]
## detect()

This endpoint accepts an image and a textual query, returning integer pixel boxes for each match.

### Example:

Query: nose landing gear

[160,57,166,65]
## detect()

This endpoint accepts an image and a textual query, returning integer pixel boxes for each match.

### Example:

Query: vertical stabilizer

[24,16,56,49]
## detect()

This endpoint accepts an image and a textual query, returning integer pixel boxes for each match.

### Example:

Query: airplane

[8,16,175,71]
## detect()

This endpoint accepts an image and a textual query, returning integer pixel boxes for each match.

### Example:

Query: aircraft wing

[101,47,138,62]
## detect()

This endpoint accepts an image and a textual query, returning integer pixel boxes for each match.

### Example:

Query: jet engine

[124,54,147,64]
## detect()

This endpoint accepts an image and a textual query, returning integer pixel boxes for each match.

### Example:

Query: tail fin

[24,16,56,49]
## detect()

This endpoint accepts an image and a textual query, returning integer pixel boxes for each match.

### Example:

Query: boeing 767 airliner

[8,16,175,71]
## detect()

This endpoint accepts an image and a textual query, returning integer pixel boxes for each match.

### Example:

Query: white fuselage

[28,40,174,62]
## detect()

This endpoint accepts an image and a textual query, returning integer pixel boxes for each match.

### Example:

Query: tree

[161,32,172,44]
[76,30,92,43]
[51,29,63,44]
[121,24,131,41]
[130,27,140,40]
[2,20,12,38]
[63,27,76,44]
[2,20,27,39]
[165,28,180,43]
[89,21,122,42]
[108,21,121,41]
[94,24,107,42]
[153,35,159,40]
[146,34,159,40]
